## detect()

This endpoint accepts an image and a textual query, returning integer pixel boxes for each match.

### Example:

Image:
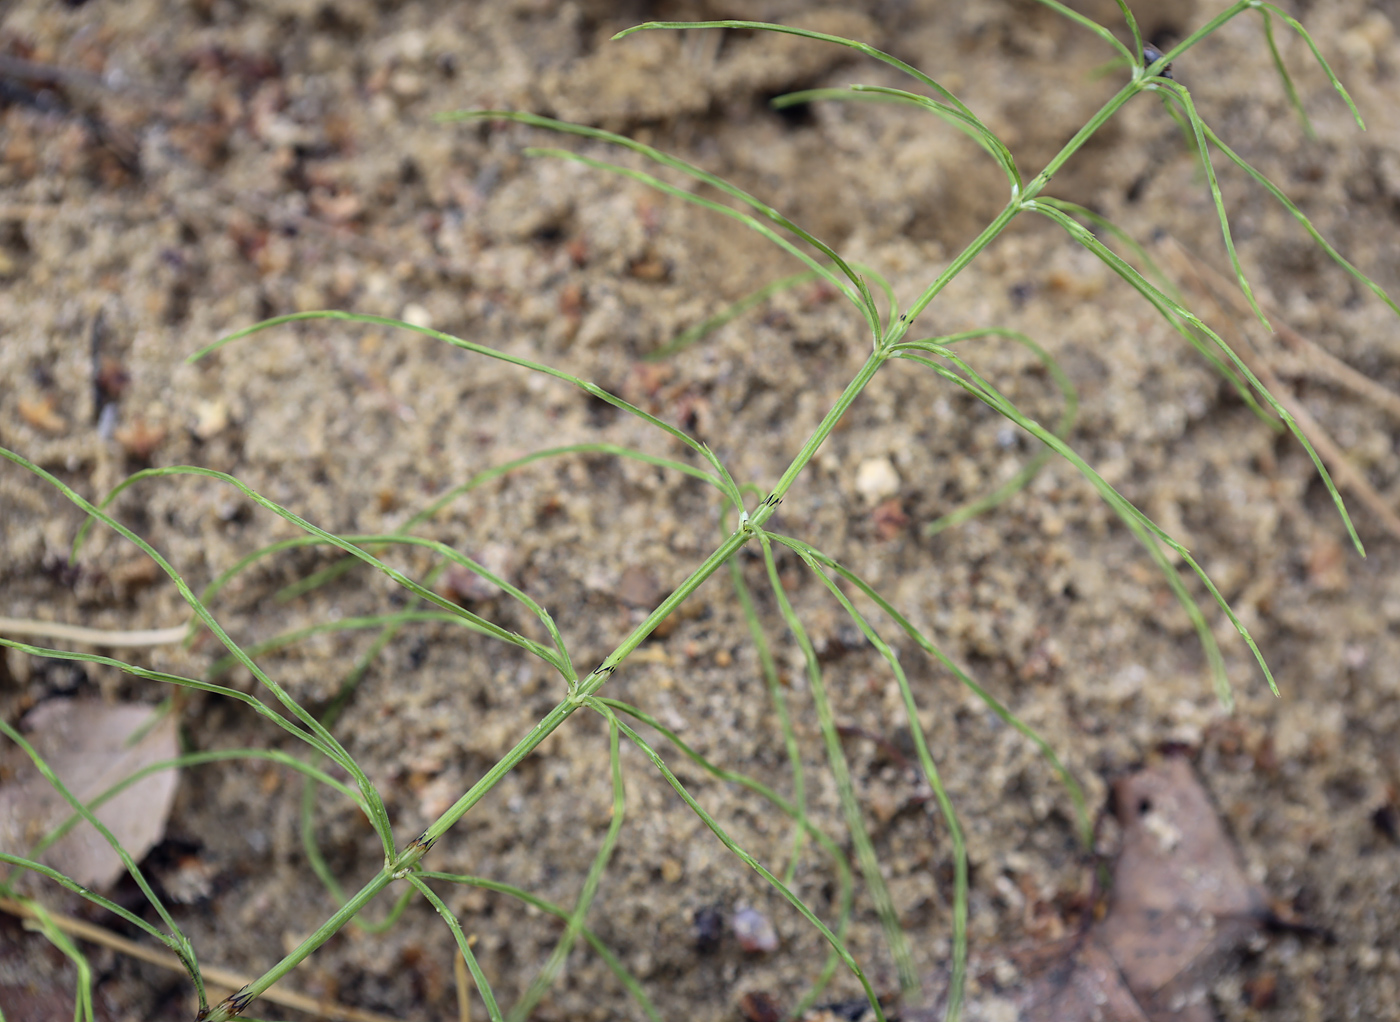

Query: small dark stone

[693,904,723,954]
[1372,804,1399,843]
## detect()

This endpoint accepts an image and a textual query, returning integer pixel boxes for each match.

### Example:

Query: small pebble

[854,456,900,504]
[693,905,723,954]
[401,302,434,329]
[192,399,229,440]
[731,907,778,953]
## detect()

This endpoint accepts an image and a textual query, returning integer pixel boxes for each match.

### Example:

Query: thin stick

[0,617,190,648]
[454,951,472,1022]
[1173,239,1400,422]
[0,897,408,1022]
[1159,237,1400,541]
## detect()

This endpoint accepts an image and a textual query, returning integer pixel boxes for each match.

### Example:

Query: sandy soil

[3,1,1400,1020]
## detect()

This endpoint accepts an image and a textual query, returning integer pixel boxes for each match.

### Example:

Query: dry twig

[0,896,410,1022]
[1159,236,1400,542]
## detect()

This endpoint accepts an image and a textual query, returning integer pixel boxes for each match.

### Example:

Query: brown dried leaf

[1014,939,1152,1022]
[0,699,179,891]
[1099,756,1266,1008]
[918,756,1268,1022]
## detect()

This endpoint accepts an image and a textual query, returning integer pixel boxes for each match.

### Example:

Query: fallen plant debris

[1159,235,1400,543]
[0,896,409,1022]
[0,698,178,892]
[912,755,1277,1022]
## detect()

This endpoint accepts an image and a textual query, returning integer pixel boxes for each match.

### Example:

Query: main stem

[204,57,1161,1022]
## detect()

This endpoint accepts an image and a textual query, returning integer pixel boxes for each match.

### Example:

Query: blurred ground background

[2,0,1400,1019]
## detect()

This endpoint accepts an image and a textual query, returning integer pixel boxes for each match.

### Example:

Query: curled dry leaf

[0,699,179,892]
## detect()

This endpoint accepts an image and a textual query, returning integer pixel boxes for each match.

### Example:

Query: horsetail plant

[1,5,1393,1022]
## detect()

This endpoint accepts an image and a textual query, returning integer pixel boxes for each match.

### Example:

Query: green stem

[212,528,754,1014]
[757,533,919,997]
[575,529,752,699]
[758,349,885,517]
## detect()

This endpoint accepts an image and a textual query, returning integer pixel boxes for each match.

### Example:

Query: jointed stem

[203,40,1215,1020]
[7,5,1364,1018]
